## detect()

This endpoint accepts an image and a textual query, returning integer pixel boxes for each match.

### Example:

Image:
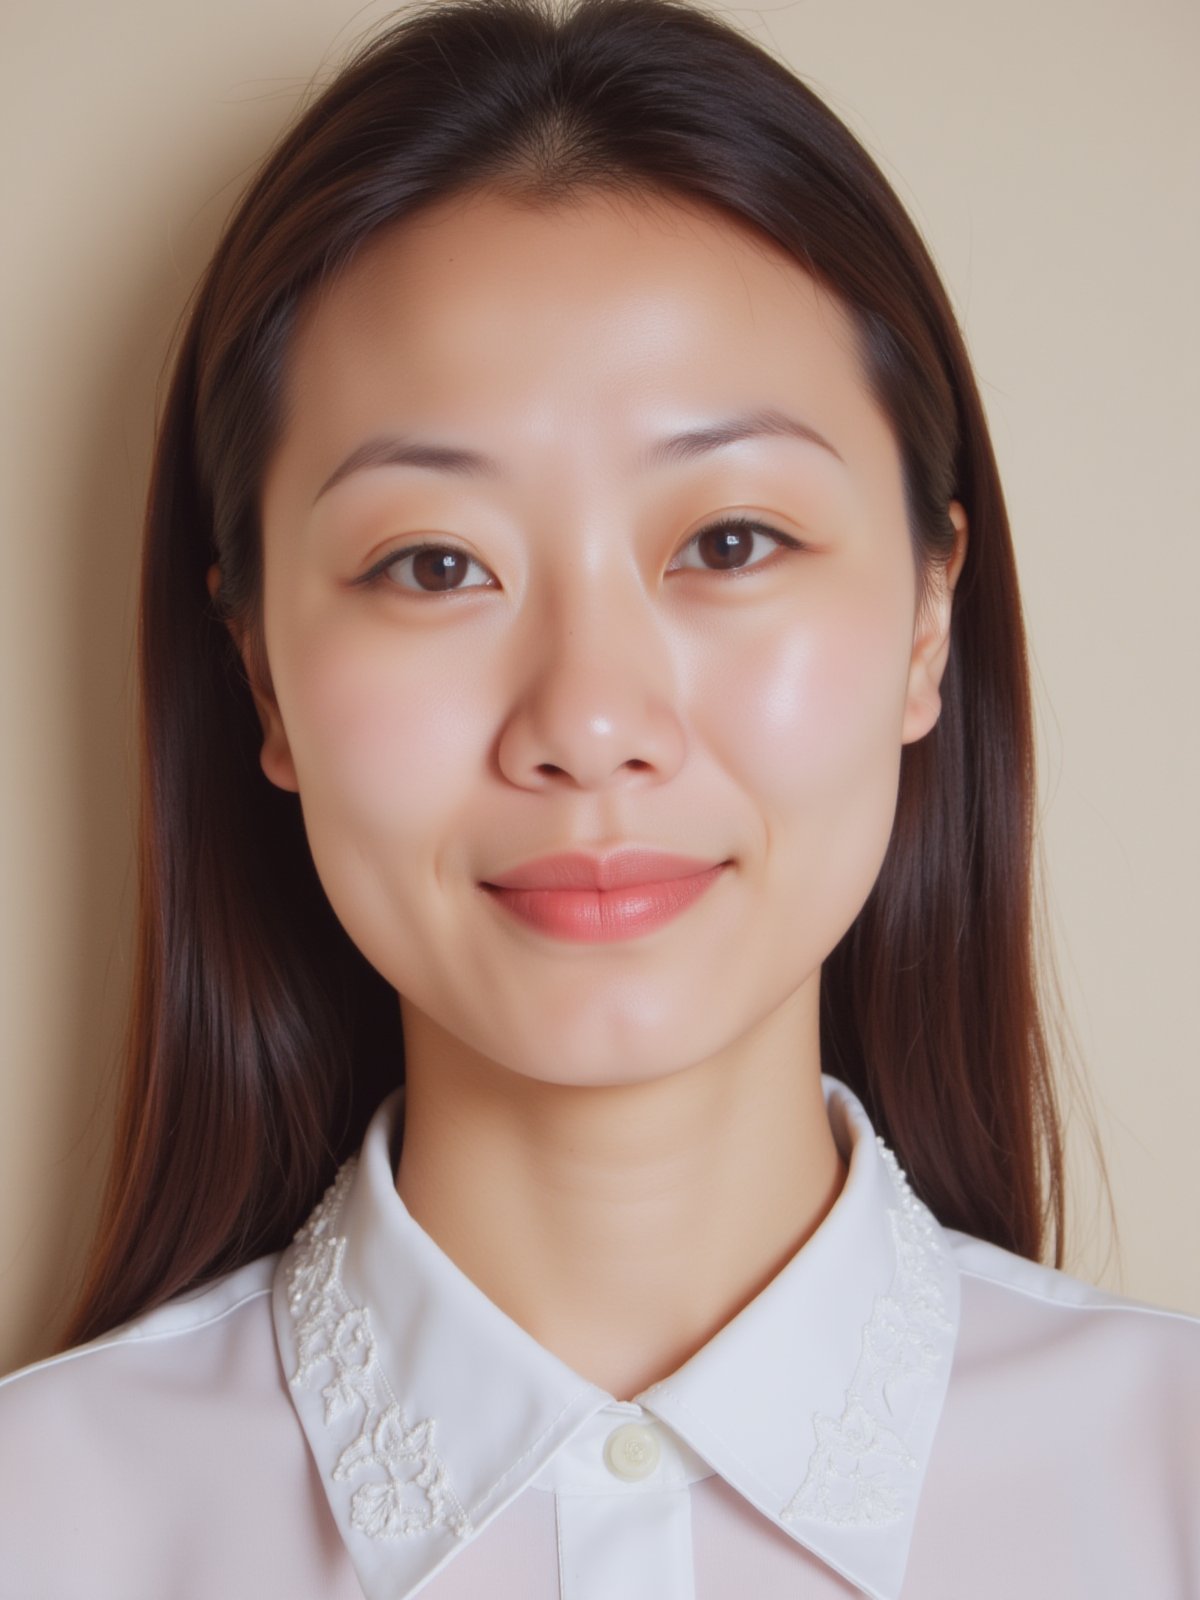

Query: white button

[603,1421,662,1481]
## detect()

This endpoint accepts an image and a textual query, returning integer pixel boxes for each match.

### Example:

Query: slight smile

[480,849,731,942]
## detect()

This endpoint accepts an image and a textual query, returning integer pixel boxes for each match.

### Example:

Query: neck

[393,981,847,1403]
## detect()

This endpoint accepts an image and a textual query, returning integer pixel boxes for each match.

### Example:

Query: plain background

[1,0,1197,1378]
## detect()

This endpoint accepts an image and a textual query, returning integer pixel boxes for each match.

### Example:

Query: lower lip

[480,864,728,942]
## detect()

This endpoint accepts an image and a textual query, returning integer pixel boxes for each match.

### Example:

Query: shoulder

[946,1226,1200,1341]
[0,1254,324,1599]
[906,1232,1200,1586]
[942,1227,1200,1445]
[0,1252,279,1424]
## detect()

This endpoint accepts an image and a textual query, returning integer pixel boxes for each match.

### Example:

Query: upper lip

[483,848,728,891]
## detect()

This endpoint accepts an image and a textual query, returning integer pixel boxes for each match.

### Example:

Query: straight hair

[63,0,1089,1349]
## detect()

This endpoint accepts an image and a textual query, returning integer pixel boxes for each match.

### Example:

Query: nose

[494,573,687,792]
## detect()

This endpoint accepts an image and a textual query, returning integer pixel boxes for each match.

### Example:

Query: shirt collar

[272,1074,961,1600]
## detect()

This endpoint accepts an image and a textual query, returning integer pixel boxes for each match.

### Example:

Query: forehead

[270,185,897,500]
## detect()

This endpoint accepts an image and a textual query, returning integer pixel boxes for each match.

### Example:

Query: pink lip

[484,848,725,891]
[480,850,729,943]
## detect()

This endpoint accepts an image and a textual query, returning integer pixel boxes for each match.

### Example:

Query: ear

[900,501,969,745]
[206,563,299,792]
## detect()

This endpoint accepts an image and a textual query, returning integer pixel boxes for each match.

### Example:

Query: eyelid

[352,540,494,594]
[669,516,803,573]
[353,515,805,595]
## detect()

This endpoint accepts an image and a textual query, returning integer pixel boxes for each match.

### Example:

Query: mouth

[482,847,729,892]
[479,860,730,943]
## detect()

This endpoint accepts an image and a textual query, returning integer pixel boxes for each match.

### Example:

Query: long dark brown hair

[63,0,1087,1348]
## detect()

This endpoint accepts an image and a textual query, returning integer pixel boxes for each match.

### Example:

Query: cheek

[271,616,497,984]
[693,587,912,932]
[276,621,487,843]
[701,599,909,811]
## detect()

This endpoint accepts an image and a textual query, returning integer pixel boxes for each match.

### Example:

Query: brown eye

[673,516,800,574]
[362,542,495,594]
[406,546,472,591]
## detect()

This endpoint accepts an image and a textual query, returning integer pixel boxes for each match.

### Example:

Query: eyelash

[352,516,805,596]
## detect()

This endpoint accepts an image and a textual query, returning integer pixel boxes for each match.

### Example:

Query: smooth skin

[209,185,967,1402]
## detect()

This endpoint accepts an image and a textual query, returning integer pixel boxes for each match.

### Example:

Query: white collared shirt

[2,1074,1198,1599]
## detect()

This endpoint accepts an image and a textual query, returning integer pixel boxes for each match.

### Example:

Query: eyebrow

[311,407,845,505]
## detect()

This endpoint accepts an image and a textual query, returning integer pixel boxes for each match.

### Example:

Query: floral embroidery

[781,1135,953,1529]
[284,1159,473,1543]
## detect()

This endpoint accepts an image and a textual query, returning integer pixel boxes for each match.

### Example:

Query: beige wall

[2,0,1196,1377]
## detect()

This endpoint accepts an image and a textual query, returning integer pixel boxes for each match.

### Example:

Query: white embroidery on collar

[285,1159,473,1544]
[780,1135,954,1530]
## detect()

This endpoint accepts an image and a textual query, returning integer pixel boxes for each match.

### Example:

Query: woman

[1,0,1196,1594]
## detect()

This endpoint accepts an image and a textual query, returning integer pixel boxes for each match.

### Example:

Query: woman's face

[245,186,964,1089]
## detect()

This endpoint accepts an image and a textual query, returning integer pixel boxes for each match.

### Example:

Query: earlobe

[900,501,969,745]
[256,709,301,794]
[206,562,300,793]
